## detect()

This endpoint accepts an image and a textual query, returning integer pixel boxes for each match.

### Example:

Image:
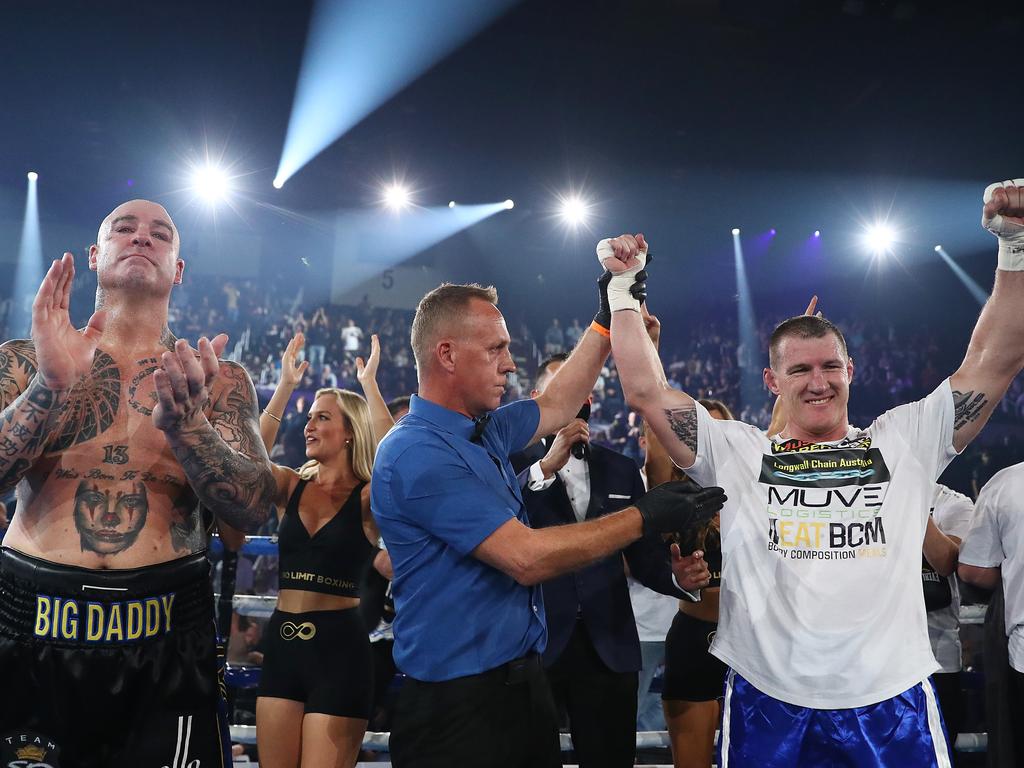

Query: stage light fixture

[448,201,456,208]
[27,171,38,182]
[558,195,590,226]
[273,177,285,190]
[814,230,821,238]
[934,245,942,252]
[864,223,896,255]
[504,199,515,210]
[731,228,741,236]
[383,183,412,211]
[192,165,231,204]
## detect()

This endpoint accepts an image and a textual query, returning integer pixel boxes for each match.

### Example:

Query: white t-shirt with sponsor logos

[685,380,958,709]
[958,464,1024,673]
[926,485,975,673]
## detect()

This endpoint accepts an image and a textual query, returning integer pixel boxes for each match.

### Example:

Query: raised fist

[983,179,1024,239]
[597,233,648,275]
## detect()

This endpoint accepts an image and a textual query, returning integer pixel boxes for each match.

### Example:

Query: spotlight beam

[275,0,516,186]
[329,201,510,301]
[935,246,988,306]
[12,173,43,338]
[732,229,761,414]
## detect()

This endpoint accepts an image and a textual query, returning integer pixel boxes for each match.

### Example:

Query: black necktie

[471,413,491,444]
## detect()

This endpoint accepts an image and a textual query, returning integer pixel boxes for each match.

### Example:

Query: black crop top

[277,479,375,598]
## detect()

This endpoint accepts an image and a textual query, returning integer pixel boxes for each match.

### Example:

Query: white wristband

[596,238,647,313]
[997,239,1024,272]
[983,179,1024,271]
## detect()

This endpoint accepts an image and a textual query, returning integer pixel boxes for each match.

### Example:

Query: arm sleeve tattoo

[952,389,988,431]
[664,402,698,454]
[164,362,275,533]
[0,377,70,492]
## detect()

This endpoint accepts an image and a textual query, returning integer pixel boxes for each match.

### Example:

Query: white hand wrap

[596,238,648,313]
[983,179,1024,271]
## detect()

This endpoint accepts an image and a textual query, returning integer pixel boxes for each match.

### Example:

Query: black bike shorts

[662,610,728,702]
[259,607,373,718]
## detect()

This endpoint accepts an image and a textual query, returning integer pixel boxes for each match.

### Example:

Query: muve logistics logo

[760,439,891,562]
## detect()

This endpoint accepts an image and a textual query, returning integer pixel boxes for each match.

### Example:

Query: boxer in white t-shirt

[924,484,975,763]
[958,463,1024,761]
[600,179,1024,766]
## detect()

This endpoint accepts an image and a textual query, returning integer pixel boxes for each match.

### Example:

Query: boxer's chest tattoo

[73,477,150,555]
[48,351,121,452]
[102,443,130,464]
[128,357,160,416]
[54,464,187,489]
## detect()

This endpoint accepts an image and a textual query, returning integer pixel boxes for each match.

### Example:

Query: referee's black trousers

[390,653,561,768]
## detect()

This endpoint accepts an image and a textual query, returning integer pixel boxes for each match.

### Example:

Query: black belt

[485,651,544,688]
[411,652,544,689]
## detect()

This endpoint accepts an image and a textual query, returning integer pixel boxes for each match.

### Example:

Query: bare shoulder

[0,339,38,408]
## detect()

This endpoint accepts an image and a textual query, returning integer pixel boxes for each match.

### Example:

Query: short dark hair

[536,352,570,386]
[768,315,848,369]
[411,283,499,370]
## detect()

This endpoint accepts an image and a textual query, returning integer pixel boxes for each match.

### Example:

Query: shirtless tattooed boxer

[0,199,275,767]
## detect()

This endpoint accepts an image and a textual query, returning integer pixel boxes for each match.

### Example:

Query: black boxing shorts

[0,548,231,768]
[259,607,373,718]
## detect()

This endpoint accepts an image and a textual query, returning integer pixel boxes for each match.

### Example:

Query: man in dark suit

[511,354,709,768]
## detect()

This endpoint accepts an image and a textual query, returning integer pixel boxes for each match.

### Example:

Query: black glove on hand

[594,270,613,332]
[593,254,654,332]
[634,479,726,536]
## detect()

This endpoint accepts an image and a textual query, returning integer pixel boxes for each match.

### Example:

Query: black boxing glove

[593,270,614,333]
[592,254,653,334]
[634,479,726,536]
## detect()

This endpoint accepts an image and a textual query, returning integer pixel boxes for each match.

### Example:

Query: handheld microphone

[571,402,591,460]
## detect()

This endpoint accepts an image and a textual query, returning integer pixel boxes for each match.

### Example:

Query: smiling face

[89,199,184,297]
[303,393,352,461]
[765,332,854,442]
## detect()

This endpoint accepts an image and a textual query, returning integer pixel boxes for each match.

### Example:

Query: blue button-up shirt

[372,395,546,681]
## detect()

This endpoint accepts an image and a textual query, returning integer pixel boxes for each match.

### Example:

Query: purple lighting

[770,228,777,236]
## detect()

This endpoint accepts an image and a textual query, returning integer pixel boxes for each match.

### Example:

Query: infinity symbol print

[280,621,317,640]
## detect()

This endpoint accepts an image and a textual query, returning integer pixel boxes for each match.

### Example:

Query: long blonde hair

[298,388,375,483]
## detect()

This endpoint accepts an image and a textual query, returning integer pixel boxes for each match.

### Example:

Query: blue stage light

[275,0,516,186]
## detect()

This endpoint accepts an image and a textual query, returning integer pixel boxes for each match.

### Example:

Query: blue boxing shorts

[718,669,953,768]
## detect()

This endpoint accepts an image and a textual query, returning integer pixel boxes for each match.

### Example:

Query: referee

[372,276,725,768]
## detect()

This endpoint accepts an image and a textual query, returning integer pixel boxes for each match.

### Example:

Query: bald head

[89,199,185,302]
[96,199,178,256]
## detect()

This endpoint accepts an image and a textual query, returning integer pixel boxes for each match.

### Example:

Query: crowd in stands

[4,270,1024,506]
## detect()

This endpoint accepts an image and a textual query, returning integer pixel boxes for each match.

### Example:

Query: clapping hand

[31,253,106,389]
[152,335,229,432]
